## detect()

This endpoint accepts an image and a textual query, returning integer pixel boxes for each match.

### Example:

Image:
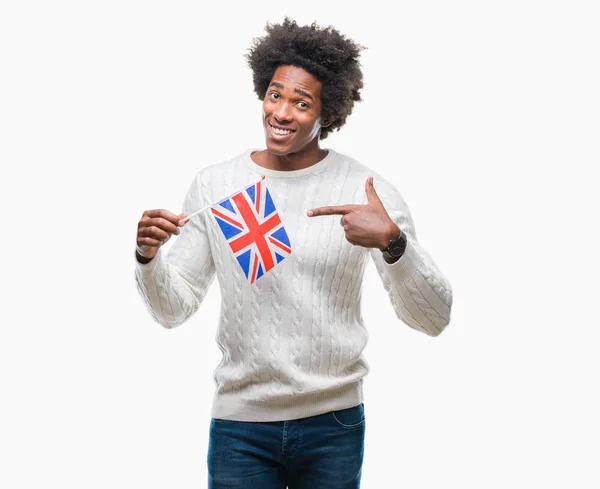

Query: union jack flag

[211,179,292,284]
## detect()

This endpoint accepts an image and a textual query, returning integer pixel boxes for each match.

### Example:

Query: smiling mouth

[269,123,295,136]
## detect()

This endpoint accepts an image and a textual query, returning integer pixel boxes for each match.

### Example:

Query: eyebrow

[294,88,314,102]
[269,82,314,102]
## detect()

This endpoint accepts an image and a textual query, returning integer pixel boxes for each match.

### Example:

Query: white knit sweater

[135,149,452,422]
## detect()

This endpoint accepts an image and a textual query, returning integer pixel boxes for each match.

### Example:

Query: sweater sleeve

[134,173,216,329]
[369,178,453,336]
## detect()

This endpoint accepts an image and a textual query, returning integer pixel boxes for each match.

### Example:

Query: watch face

[388,234,407,257]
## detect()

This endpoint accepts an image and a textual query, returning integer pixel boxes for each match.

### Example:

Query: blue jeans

[207,403,365,489]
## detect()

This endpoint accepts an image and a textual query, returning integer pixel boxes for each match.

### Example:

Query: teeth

[272,126,293,135]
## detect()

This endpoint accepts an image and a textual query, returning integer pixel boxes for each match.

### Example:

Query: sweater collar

[242,148,338,179]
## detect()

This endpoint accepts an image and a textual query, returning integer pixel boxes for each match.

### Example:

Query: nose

[273,101,293,123]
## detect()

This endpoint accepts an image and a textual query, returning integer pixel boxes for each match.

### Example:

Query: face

[262,65,328,156]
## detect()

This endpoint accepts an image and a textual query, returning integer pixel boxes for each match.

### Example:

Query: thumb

[365,177,381,204]
[177,213,189,226]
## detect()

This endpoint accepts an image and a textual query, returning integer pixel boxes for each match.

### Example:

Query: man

[135,18,452,489]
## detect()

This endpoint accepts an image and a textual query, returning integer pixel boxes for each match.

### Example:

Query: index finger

[307,205,355,217]
[143,209,185,226]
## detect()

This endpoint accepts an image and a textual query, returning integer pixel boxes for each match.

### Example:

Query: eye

[268,92,280,100]
[297,101,309,109]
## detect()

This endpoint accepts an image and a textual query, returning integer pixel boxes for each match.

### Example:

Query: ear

[321,119,334,128]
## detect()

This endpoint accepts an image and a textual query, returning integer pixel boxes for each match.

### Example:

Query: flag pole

[181,175,266,223]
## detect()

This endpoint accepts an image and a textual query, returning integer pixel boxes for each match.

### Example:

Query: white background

[1,1,599,487]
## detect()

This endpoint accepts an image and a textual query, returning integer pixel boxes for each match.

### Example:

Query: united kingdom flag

[211,178,292,284]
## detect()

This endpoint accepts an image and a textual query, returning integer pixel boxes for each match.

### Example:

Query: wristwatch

[381,230,407,260]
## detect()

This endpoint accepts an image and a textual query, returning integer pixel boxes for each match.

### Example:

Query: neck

[254,142,328,172]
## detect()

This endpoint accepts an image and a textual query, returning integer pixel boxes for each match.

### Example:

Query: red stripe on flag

[255,180,261,213]
[251,253,259,284]
[211,207,244,229]
[268,236,291,254]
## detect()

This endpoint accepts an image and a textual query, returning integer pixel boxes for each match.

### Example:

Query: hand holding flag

[135,175,291,281]
[136,210,188,262]
[307,177,400,250]
[135,177,266,263]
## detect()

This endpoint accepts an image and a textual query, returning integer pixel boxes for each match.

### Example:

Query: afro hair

[246,17,365,139]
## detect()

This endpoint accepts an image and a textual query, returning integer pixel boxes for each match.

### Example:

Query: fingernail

[307,210,313,217]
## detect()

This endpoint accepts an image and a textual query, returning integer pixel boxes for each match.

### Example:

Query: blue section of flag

[275,252,285,263]
[264,189,276,217]
[216,218,243,239]
[219,199,236,214]
[236,249,251,278]
[246,185,256,204]
[256,264,264,280]
[271,227,291,248]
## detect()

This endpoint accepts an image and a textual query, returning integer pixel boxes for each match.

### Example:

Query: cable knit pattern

[309,190,328,383]
[327,159,351,384]
[289,176,314,394]
[267,179,288,395]
[135,149,453,422]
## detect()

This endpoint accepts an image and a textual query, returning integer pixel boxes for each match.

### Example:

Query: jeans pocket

[331,403,365,429]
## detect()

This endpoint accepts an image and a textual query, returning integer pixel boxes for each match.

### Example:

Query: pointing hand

[307,177,400,250]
